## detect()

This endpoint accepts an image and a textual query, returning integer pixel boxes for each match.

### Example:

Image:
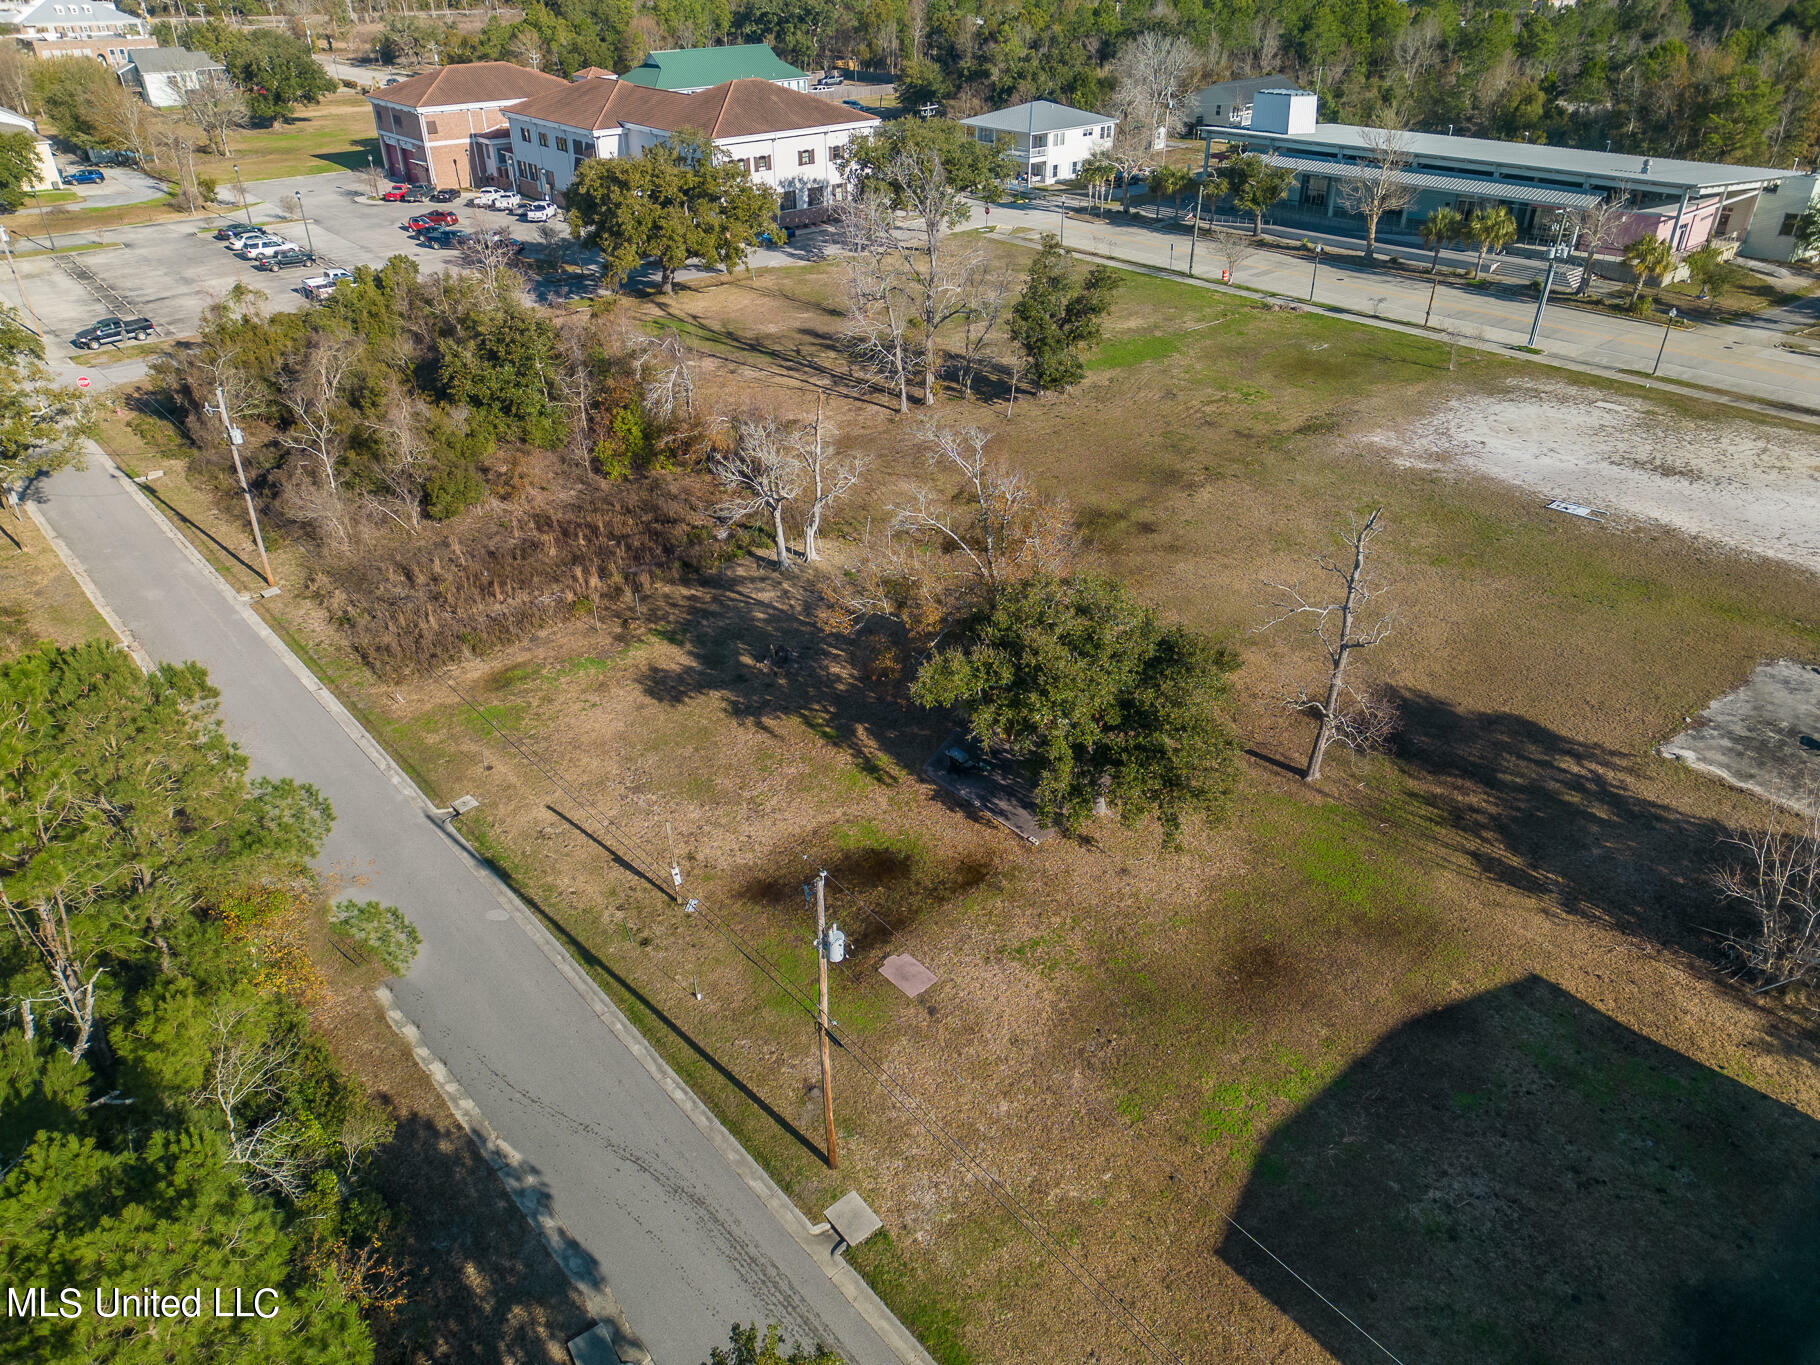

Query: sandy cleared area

[1374,382,1820,576]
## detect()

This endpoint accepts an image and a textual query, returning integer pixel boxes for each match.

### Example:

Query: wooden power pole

[814,870,838,1170]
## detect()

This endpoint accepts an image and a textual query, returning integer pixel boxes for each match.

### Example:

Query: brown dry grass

[0,503,107,655]
[117,249,1820,1365]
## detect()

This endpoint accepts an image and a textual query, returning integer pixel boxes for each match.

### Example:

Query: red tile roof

[370,61,566,110]
[509,74,881,138]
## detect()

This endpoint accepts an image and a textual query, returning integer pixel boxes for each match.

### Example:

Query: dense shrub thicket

[154,260,725,676]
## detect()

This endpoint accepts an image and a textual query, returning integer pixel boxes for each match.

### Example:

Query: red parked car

[404,209,458,231]
[381,184,409,202]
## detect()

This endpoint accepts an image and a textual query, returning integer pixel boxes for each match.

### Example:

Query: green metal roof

[621,43,805,90]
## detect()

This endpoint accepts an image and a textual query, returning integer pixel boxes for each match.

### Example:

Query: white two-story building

[959,100,1120,185]
[480,73,878,224]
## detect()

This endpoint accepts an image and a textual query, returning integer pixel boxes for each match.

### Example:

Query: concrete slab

[879,953,937,998]
[923,729,1053,844]
[1660,659,1820,812]
[823,1191,883,1251]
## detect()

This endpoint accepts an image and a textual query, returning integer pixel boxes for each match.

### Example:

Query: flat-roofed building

[1216,89,1796,258]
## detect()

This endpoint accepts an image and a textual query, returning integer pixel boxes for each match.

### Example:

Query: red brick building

[366,62,567,188]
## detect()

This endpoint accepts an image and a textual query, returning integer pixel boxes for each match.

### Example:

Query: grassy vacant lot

[0,509,106,652]
[127,247,1820,1364]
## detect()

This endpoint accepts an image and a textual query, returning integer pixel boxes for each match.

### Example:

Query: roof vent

[1641,157,1652,173]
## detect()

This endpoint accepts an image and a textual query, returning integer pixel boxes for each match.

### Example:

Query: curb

[79,443,935,1365]
[24,493,155,672]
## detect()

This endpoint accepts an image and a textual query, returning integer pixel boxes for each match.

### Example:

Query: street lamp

[1308,241,1322,302]
[232,162,253,227]
[1525,242,1570,350]
[1652,306,1679,376]
[295,190,314,258]
[1187,179,1205,275]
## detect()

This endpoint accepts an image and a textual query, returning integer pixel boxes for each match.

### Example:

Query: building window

[1100,124,1112,138]
[519,126,530,142]
[1030,133,1047,149]
[538,131,548,147]
[808,185,824,206]
[425,119,439,136]
[798,148,815,166]
[779,188,798,211]
[753,154,771,171]
[737,158,749,172]
[556,136,568,151]
[1053,130,1064,145]
[575,140,591,155]
[1031,162,1046,181]
[1781,213,1800,236]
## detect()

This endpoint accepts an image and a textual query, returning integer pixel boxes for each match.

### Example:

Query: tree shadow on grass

[636,562,951,792]
[1383,689,1735,960]
[1217,976,1820,1365]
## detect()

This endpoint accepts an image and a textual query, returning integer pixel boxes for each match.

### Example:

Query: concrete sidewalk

[980,198,1820,413]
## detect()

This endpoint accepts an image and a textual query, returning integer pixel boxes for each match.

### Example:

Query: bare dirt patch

[1378,382,1820,575]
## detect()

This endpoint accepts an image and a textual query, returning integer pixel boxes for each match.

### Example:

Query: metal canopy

[1262,154,1605,210]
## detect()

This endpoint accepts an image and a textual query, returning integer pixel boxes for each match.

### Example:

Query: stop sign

[76,375,91,389]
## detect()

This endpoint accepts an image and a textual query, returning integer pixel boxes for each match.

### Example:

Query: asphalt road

[984,197,1820,410]
[32,453,917,1365]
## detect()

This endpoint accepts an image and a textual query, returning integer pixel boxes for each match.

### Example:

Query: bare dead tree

[183,70,250,156]
[634,332,696,422]
[1262,508,1395,782]
[194,1003,311,1198]
[1567,192,1632,296]
[336,1103,394,1176]
[363,388,429,532]
[1111,29,1200,140]
[712,416,806,570]
[1212,228,1255,283]
[837,193,918,412]
[1,889,103,1062]
[952,256,1014,398]
[457,228,528,304]
[1714,796,1820,994]
[797,393,864,563]
[277,332,358,548]
[1338,129,1418,261]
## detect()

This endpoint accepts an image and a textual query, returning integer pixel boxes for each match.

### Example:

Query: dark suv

[72,315,154,349]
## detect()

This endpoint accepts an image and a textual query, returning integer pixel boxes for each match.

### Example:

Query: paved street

[983,197,1820,410]
[31,452,922,1365]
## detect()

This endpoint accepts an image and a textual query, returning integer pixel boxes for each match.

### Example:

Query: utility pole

[1187,179,1205,275]
[810,871,842,1170]
[296,190,315,257]
[1308,242,1322,302]
[0,225,44,339]
[206,383,275,587]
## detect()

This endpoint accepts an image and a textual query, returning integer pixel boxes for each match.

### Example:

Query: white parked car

[470,186,505,206]
[520,200,557,222]
[237,237,297,259]
[491,192,521,212]
[229,233,285,254]
[300,266,352,293]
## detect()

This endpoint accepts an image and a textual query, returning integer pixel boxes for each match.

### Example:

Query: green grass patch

[845,1233,977,1365]
[1087,332,1186,370]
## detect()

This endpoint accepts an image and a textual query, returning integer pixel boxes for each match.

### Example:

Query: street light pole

[232,163,253,227]
[1187,180,1205,275]
[1525,243,1568,350]
[1652,306,1679,376]
[207,383,275,587]
[296,190,315,257]
[1308,242,1322,301]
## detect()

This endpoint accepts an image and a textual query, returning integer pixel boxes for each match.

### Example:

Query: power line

[435,674,1184,1364]
[435,676,1406,1365]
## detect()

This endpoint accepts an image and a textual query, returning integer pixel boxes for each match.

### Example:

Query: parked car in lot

[214,222,262,242]
[71,315,153,349]
[237,237,297,259]
[65,167,105,185]
[520,200,557,222]
[253,247,316,271]
[402,184,432,203]
[404,210,458,231]
[381,184,409,202]
[227,231,284,251]
[301,266,352,292]
[419,226,464,249]
[458,227,521,254]
[489,191,522,212]
[813,71,844,87]
[841,98,867,110]
[430,187,461,203]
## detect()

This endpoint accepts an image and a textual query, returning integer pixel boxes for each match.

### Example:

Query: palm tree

[1622,234,1676,305]
[1464,206,1517,278]
[1418,206,1465,273]
[1080,153,1117,215]
[1147,164,1193,221]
